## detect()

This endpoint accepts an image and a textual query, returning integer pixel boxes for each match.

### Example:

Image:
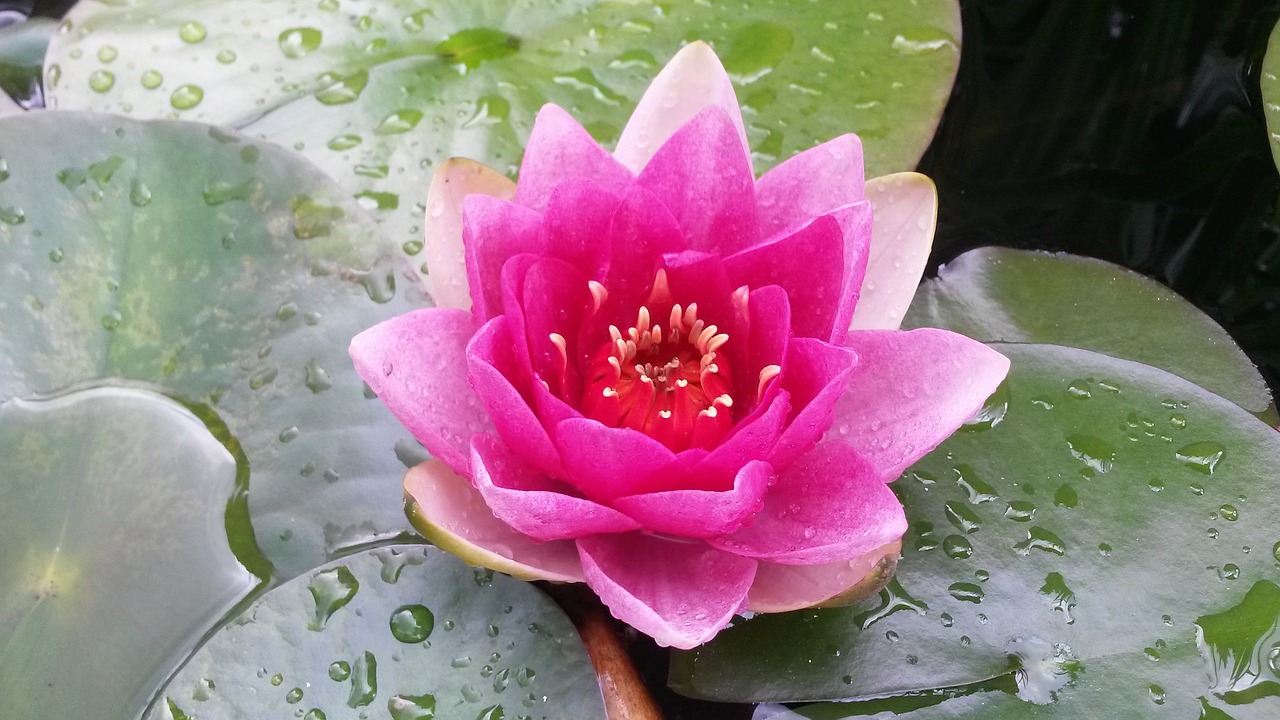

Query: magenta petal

[515,104,633,213]
[519,257,591,402]
[710,441,906,564]
[613,460,774,538]
[578,534,756,649]
[462,195,545,322]
[693,390,790,482]
[602,184,688,316]
[838,329,1011,479]
[349,308,489,475]
[471,435,641,542]
[637,106,759,256]
[405,460,583,583]
[742,285,791,411]
[467,317,562,476]
[725,213,844,341]
[540,178,621,280]
[747,541,900,613]
[614,41,749,174]
[770,338,858,469]
[755,134,866,238]
[554,419,678,502]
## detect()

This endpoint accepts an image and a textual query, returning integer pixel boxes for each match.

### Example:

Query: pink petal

[838,329,1010,479]
[422,158,515,312]
[637,106,758,256]
[518,257,592,402]
[349,308,489,475]
[578,534,756,649]
[709,440,907,564]
[770,337,859,469]
[742,285,791,412]
[515,104,634,213]
[404,459,583,583]
[539,179,620,281]
[554,419,678,502]
[462,195,545,322]
[614,41,749,175]
[471,435,640,541]
[467,317,562,476]
[601,183,688,318]
[612,460,774,538]
[747,541,901,613]
[755,134,866,238]
[692,390,790,482]
[725,206,871,342]
[851,173,938,330]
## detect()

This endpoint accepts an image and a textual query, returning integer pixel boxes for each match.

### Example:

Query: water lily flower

[351,42,1009,649]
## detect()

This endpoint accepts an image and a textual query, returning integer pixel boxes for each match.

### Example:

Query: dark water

[8,1,1280,718]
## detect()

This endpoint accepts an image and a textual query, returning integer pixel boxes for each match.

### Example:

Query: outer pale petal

[614,41,749,174]
[578,534,757,649]
[471,435,640,542]
[637,106,758,256]
[839,329,1010,479]
[515,104,634,213]
[710,441,907,565]
[422,158,515,311]
[755,134,866,238]
[349,308,489,475]
[612,460,774,538]
[850,173,938,330]
[404,460,584,583]
[747,542,901,613]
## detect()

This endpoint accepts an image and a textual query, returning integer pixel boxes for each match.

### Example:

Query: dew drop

[308,566,359,630]
[170,84,204,110]
[389,604,435,643]
[329,661,351,681]
[389,693,437,720]
[88,69,115,92]
[1176,441,1225,475]
[179,21,207,43]
[279,27,323,59]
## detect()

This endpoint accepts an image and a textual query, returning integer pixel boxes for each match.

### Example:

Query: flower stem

[544,584,665,720]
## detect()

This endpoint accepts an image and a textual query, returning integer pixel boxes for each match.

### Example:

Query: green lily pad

[0,110,423,582]
[43,0,961,282]
[903,247,1273,415]
[144,545,605,720]
[1262,18,1280,175]
[0,387,258,720]
[670,343,1280,718]
[0,18,55,104]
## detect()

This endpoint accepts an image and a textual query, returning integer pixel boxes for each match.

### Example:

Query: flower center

[577,274,737,452]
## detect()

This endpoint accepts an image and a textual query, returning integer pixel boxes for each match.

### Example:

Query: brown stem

[545,584,665,720]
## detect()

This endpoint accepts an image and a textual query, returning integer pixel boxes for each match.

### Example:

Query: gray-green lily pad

[44,0,961,284]
[145,545,605,720]
[1262,17,1280,176]
[0,110,424,581]
[671,343,1280,719]
[903,247,1273,415]
[0,386,257,720]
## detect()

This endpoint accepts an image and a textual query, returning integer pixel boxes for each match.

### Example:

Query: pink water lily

[351,42,1009,649]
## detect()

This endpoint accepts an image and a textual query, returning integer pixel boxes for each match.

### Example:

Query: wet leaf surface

[904,247,1273,415]
[43,0,961,290]
[671,344,1280,719]
[145,545,606,720]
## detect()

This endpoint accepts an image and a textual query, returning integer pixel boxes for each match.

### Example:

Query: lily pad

[0,387,258,720]
[903,247,1273,415]
[1262,17,1280,175]
[44,0,961,283]
[144,545,605,720]
[671,343,1280,719]
[0,110,423,581]
[0,17,55,105]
